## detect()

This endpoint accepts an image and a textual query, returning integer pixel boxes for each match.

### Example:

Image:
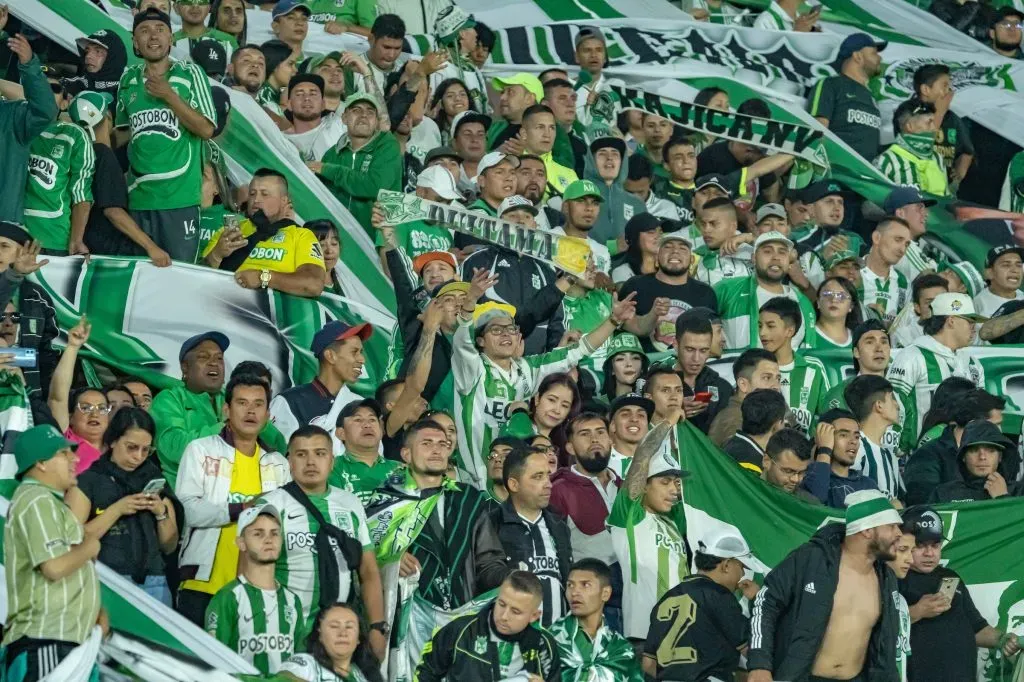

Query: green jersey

[779,354,830,436]
[256,82,284,116]
[205,575,304,675]
[116,59,217,210]
[807,74,881,161]
[23,121,95,250]
[562,289,613,383]
[655,179,696,224]
[258,485,373,622]
[376,219,453,284]
[328,451,400,504]
[305,0,351,23]
[172,29,237,59]
[550,615,643,682]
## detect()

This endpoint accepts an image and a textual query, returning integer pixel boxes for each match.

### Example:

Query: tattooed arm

[979,306,1024,342]
[624,409,683,500]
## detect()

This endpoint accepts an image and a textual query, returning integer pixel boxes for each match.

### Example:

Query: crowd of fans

[1,0,1024,680]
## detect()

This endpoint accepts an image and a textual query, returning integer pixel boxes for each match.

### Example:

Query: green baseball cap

[303,50,342,74]
[605,332,644,359]
[563,179,604,202]
[68,91,113,140]
[15,425,77,479]
[342,92,382,113]
[825,249,859,270]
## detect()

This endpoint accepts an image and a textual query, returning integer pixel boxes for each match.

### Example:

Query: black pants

[3,637,80,682]
[807,674,866,682]
[177,588,213,627]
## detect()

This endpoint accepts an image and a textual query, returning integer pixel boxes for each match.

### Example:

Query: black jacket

[491,498,573,584]
[723,433,765,472]
[930,0,994,42]
[679,365,734,435]
[903,426,959,506]
[929,450,1024,503]
[747,523,900,681]
[415,603,561,682]
[0,269,59,399]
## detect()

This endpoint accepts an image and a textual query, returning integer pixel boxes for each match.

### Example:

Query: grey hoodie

[583,150,647,248]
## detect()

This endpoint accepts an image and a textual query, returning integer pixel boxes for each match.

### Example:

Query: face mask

[578,450,611,473]
[899,131,936,159]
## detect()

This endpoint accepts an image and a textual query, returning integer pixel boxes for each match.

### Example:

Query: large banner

[679,422,1024,682]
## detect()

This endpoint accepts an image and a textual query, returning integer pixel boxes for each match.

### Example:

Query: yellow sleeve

[201,227,225,259]
[292,228,327,270]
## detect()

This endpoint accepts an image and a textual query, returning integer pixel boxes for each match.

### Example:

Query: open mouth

[87,418,101,427]
[626,425,641,434]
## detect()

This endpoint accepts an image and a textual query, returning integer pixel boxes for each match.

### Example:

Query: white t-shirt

[974,287,1024,317]
[284,114,347,162]
[407,117,442,164]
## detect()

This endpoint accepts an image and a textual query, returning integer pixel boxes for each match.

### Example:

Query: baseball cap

[605,332,645,360]
[14,425,78,479]
[696,529,755,565]
[310,320,373,358]
[901,506,946,544]
[837,32,887,62]
[883,185,937,213]
[75,30,112,55]
[490,435,528,454]
[660,231,691,248]
[590,136,626,157]
[754,230,793,250]
[957,419,1013,457]
[845,489,901,536]
[0,222,32,247]
[575,26,607,48]
[825,249,859,270]
[412,250,457,275]
[303,51,342,74]
[430,279,471,298]
[474,151,520,182]
[342,91,382,113]
[648,448,690,480]
[434,5,475,44]
[473,302,517,331]
[425,145,463,165]
[450,110,492,139]
[563,179,604,202]
[492,73,544,104]
[133,7,171,30]
[68,91,113,139]
[624,213,661,246]
[179,331,229,362]
[417,165,461,201]
[191,39,227,78]
[755,203,787,224]
[337,397,384,424]
[986,244,1024,268]
[608,393,655,421]
[995,5,1024,24]
[800,180,844,204]
[499,195,538,217]
[288,73,325,96]
[236,502,281,538]
[272,0,311,19]
[695,173,731,195]
[929,292,987,322]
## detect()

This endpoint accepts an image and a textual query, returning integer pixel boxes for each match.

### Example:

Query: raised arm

[47,318,90,432]
[623,409,683,500]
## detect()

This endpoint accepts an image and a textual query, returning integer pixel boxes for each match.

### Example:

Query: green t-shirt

[115,59,217,210]
[172,28,237,58]
[655,179,696,224]
[935,110,974,184]
[23,121,95,250]
[562,288,613,382]
[328,452,401,504]
[807,74,881,161]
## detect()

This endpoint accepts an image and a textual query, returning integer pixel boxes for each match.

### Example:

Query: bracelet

[154,513,169,522]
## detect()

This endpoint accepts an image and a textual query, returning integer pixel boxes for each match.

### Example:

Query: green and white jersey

[256,83,284,116]
[452,317,595,488]
[1000,151,1024,214]
[23,121,95,250]
[172,29,237,60]
[562,289,613,382]
[895,239,938,285]
[280,653,370,682]
[887,335,984,453]
[874,144,949,197]
[779,354,830,436]
[205,575,304,675]
[753,0,794,30]
[715,276,816,352]
[855,433,903,500]
[327,451,400,505]
[116,59,216,210]
[375,219,453,284]
[858,264,909,329]
[258,485,373,622]
[895,591,911,682]
[693,246,753,288]
[804,325,852,350]
[608,488,688,640]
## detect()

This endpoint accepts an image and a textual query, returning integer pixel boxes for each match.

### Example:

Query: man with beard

[990,6,1024,59]
[717,231,817,351]
[116,7,216,262]
[451,110,490,191]
[203,168,326,297]
[310,93,402,234]
[357,15,408,93]
[762,427,820,503]
[487,73,542,151]
[801,409,881,507]
[608,393,654,478]
[66,29,128,99]
[269,320,371,441]
[620,233,718,351]
[283,74,345,161]
[748,490,903,682]
[542,78,588,176]
[808,32,886,161]
[585,136,645,246]
[516,155,563,230]
[859,217,912,327]
[172,0,237,56]
[228,45,265,97]
[708,348,781,447]
[303,53,344,112]
[887,187,939,284]
[674,311,733,434]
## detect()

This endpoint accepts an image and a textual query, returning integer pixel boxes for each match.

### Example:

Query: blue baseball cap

[883,186,937,213]
[837,33,887,62]
[272,0,311,19]
[179,331,230,362]
[311,320,373,358]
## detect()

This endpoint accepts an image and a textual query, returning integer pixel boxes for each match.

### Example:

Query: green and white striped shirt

[280,653,370,681]
[205,575,304,675]
[874,146,948,196]
[858,264,909,328]
[779,354,831,436]
[855,433,903,500]
[259,486,373,622]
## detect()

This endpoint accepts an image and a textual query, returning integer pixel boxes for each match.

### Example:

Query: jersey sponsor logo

[286,530,346,553]
[846,109,881,128]
[129,107,183,140]
[51,143,65,160]
[238,632,294,655]
[473,635,488,655]
[28,155,59,190]
[525,554,560,574]
[249,247,287,262]
[654,530,685,554]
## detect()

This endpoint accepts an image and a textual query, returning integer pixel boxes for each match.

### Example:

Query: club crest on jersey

[474,636,488,655]
[130,108,182,140]
[51,143,65,160]
[28,155,58,190]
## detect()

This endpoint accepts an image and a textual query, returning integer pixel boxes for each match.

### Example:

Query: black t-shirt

[936,110,974,183]
[808,75,881,161]
[644,574,748,681]
[84,143,145,257]
[618,273,718,351]
[696,141,777,203]
[989,299,1024,344]
[900,567,988,682]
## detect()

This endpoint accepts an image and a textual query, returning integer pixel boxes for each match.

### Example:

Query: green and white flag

[678,422,1024,682]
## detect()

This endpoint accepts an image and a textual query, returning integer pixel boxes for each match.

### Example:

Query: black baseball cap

[608,393,655,421]
[336,398,383,425]
[191,40,227,78]
[179,331,229,362]
[425,145,463,165]
[624,213,661,246]
[986,244,1024,267]
[800,180,844,204]
[852,319,888,347]
[288,73,325,96]
[837,32,887,62]
[695,173,731,195]
[901,506,945,544]
[589,136,626,157]
[133,7,171,31]
[0,221,32,247]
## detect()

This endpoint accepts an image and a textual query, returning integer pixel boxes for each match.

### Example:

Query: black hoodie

[64,30,129,100]
[929,448,1024,503]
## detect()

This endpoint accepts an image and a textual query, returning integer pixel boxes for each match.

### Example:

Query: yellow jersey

[203,220,326,274]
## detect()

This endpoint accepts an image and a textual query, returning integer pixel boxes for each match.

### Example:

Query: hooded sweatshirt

[549,465,621,565]
[64,30,128,100]
[929,443,1023,503]
[583,150,647,248]
[320,130,402,234]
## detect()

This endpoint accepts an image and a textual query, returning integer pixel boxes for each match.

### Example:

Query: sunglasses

[2,313,21,324]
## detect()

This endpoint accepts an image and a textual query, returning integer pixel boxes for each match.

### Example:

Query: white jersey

[693,247,753,288]
[753,1,795,30]
[974,287,1024,317]
[854,433,903,500]
[280,654,369,682]
[859,264,910,328]
[896,592,911,682]
[895,240,937,284]
[284,114,347,162]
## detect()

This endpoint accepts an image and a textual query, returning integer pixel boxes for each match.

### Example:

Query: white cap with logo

[929,292,987,322]
[499,195,539,216]
[473,151,521,185]
[754,230,793,250]
[697,529,755,566]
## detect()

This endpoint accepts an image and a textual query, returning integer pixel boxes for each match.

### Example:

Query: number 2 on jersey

[655,594,698,666]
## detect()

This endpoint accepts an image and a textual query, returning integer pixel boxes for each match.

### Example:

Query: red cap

[412,251,457,275]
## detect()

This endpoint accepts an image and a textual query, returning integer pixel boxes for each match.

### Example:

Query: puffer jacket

[583,150,647,248]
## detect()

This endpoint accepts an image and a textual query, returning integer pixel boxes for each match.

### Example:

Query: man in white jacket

[176,373,291,626]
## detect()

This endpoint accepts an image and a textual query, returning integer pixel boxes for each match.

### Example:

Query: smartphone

[3,347,36,368]
[143,478,166,495]
[938,576,960,601]
[694,391,713,404]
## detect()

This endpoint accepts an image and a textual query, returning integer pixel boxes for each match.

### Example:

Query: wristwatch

[370,621,391,635]
[259,269,272,289]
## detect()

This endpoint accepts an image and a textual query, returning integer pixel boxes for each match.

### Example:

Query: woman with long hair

[599,333,650,404]
[307,219,345,295]
[611,214,661,285]
[67,407,178,606]
[279,603,384,682]
[430,79,472,144]
[693,86,730,151]
[49,318,108,471]
[918,376,977,445]
[809,276,863,349]
[528,374,582,465]
[208,0,247,47]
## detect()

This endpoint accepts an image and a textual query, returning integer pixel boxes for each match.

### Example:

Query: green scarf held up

[898,131,937,159]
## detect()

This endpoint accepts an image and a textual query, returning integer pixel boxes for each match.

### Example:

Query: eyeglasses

[488,451,507,462]
[819,290,851,302]
[486,324,520,337]
[76,402,113,416]
[998,21,1023,30]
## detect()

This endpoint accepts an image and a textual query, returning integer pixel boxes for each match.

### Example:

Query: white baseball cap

[647,448,691,480]
[473,151,520,184]
[755,203,788,224]
[416,165,461,202]
[696,529,755,566]
[499,195,538,216]
[236,502,281,538]
[929,292,987,322]
[753,230,793,250]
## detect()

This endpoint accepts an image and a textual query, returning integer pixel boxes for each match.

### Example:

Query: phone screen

[143,478,166,495]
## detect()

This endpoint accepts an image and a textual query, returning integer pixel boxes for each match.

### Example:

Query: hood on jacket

[66,30,128,99]
[808,520,847,554]
[582,148,646,245]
